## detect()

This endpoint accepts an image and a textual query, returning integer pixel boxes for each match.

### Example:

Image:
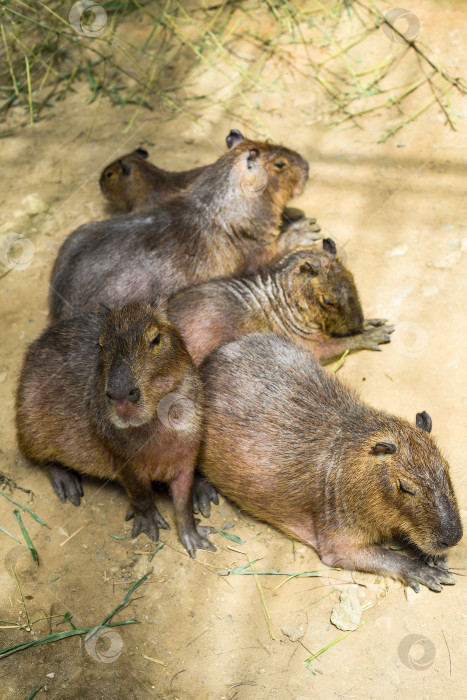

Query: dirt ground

[0,2,466,699]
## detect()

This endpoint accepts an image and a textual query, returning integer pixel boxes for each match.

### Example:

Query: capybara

[198,333,462,590]
[16,300,215,557]
[49,134,310,321]
[168,238,394,366]
[99,129,244,212]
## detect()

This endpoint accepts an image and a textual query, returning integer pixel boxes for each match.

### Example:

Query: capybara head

[97,300,189,429]
[360,411,463,555]
[99,149,156,211]
[274,238,364,336]
[225,136,309,210]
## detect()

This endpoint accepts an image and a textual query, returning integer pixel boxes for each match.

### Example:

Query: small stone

[221,521,235,530]
[46,672,55,679]
[23,194,48,216]
[281,625,303,642]
[330,585,361,631]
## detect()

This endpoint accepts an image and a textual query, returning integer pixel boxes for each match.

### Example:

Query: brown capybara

[198,333,462,590]
[48,134,310,321]
[168,238,394,367]
[16,300,215,557]
[99,129,244,213]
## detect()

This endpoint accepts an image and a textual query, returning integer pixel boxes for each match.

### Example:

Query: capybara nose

[106,384,140,404]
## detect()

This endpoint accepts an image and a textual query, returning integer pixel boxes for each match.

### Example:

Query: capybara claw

[192,475,219,518]
[126,504,169,541]
[180,526,216,558]
[49,466,83,507]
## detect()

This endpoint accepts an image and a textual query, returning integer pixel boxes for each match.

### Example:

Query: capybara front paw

[125,504,170,541]
[192,475,219,518]
[180,523,217,558]
[351,322,395,352]
[49,465,83,506]
[403,559,455,592]
[425,553,449,570]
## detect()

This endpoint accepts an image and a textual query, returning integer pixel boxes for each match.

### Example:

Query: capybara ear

[120,160,132,175]
[371,442,397,455]
[322,238,337,258]
[247,147,260,166]
[416,411,432,434]
[134,147,149,159]
[299,261,319,277]
[151,296,168,316]
[226,129,244,149]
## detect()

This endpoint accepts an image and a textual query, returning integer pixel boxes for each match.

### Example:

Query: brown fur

[49,136,309,321]
[16,301,215,557]
[199,333,462,590]
[99,147,207,212]
[168,241,393,366]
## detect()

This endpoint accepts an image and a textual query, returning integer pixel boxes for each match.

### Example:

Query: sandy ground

[0,2,466,699]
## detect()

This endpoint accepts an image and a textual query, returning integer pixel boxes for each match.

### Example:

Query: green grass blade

[0,524,21,543]
[13,510,38,563]
[0,491,48,527]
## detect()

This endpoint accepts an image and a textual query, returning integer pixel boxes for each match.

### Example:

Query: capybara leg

[120,468,169,541]
[48,464,83,506]
[192,474,219,518]
[315,322,395,365]
[170,468,216,558]
[321,545,455,592]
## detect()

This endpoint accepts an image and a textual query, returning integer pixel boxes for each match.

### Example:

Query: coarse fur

[199,333,462,590]
[49,136,309,321]
[99,130,244,212]
[168,240,393,366]
[16,301,215,557]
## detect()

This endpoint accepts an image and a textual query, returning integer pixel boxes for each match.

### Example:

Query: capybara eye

[274,161,286,170]
[320,294,335,307]
[150,333,161,348]
[106,170,113,179]
[398,479,416,497]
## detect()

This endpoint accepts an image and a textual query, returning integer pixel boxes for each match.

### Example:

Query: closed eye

[150,333,161,348]
[274,161,286,170]
[399,479,416,497]
[320,294,335,307]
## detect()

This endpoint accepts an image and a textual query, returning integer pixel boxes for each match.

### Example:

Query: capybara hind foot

[125,503,170,541]
[192,475,219,518]
[180,520,217,559]
[49,465,83,506]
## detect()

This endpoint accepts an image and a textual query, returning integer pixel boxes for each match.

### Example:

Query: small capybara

[49,134,309,321]
[198,333,462,590]
[16,300,215,557]
[168,238,394,366]
[99,129,244,212]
